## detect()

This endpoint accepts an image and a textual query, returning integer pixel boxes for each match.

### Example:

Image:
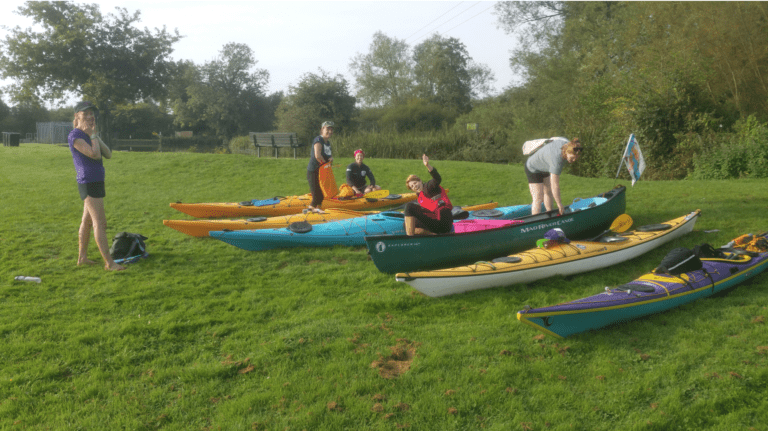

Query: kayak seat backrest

[655,247,702,275]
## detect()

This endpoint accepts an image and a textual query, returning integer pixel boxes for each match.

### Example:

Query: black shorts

[404,202,453,234]
[525,164,550,184]
[78,181,106,200]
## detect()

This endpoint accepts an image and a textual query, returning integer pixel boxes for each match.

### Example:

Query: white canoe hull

[396,210,701,297]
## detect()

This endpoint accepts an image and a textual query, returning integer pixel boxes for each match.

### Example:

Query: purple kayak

[517,232,768,338]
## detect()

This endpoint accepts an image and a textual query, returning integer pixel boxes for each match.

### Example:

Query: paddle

[364,189,389,199]
[588,214,634,241]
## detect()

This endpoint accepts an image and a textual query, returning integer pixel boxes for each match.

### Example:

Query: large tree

[412,34,494,114]
[111,102,173,139]
[171,43,271,139]
[349,32,413,107]
[0,1,181,135]
[275,70,357,143]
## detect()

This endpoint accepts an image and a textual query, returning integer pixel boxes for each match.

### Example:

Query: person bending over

[524,137,583,215]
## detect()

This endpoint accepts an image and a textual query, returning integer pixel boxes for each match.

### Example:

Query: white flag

[623,134,646,186]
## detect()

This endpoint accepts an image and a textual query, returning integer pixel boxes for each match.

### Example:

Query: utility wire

[438,3,497,38]
[404,2,466,42]
[410,2,482,42]
[405,2,480,40]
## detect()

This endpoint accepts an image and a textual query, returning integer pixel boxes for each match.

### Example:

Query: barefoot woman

[68,101,125,271]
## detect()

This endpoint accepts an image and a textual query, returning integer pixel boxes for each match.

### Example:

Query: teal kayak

[365,186,627,274]
[209,202,559,252]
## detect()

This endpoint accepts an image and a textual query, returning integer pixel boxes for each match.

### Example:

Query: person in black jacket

[403,154,453,235]
[345,149,382,195]
[306,121,334,213]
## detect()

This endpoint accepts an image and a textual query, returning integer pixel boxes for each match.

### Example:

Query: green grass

[1,144,767,430]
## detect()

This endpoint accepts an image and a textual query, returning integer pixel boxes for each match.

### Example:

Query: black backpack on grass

[110,232,148,262]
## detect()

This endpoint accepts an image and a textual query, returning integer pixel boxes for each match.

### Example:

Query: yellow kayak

[169,192,418,218]
[164,202,499,237]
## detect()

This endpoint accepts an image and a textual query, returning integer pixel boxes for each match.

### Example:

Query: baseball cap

[321,121,335,128]
[74,101,99,114]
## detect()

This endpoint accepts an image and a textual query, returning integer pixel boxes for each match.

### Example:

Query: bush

[228,136,253,153]
[378,100,456,132]
[161,136,225,153]
[689,115,768,179]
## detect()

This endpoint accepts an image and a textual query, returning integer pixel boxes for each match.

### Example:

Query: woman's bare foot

[77,258,98,266]
[105,263,126,271]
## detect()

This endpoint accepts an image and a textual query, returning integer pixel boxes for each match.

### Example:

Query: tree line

[3,1,768,180]
[0,1,493,143]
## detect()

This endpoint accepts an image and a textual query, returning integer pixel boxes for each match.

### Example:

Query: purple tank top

[68,128,105,184]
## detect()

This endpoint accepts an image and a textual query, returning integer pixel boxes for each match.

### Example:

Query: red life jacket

[418,186,453,219]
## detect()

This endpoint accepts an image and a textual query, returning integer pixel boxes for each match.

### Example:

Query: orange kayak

[169,192,419,218]
[164,202,499,237]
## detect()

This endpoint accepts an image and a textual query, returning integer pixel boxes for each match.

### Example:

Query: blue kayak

[209,198,602,252]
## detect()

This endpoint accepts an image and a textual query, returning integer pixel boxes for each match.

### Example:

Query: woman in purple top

[68,101,124,271]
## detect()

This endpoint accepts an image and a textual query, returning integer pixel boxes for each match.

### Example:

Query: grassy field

[1,144,767,431]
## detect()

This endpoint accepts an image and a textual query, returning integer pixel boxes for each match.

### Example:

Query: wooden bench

[249,132,305,159]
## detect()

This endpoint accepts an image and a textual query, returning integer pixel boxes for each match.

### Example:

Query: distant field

[1,144,766,430]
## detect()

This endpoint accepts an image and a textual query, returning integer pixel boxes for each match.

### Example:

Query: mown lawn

[1,144,766,430]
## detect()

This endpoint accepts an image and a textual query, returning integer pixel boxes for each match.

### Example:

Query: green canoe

[364,185,627,274]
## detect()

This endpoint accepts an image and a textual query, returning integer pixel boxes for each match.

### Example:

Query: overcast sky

[1,1,520,106]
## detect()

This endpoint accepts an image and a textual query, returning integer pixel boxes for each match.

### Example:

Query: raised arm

[423,154,434,172]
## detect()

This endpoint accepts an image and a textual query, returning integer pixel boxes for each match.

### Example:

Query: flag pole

[615,135,632,180]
